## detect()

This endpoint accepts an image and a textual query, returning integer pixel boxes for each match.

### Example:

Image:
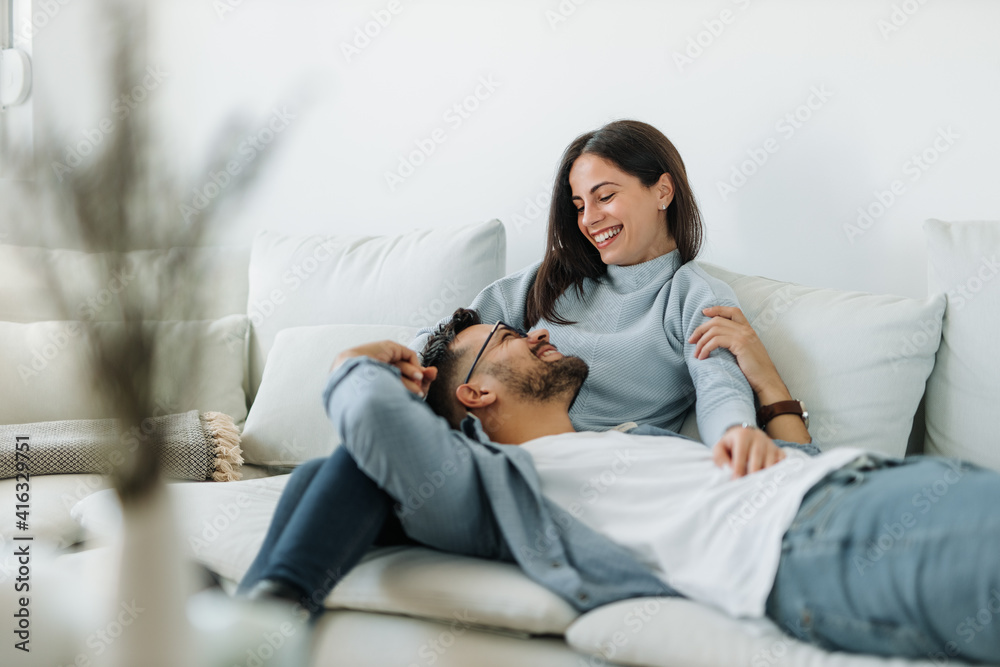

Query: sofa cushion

[72,476,288,580]
[0,244,250,322]
[683,264,945,457]
[71,474,578,635]
[0,315,249,425]
[0,473,108,549]
[310,610,590,667]
[245,220,506,399]
[325,547,578,635]
[566,596,950,667]
[923,219,1000,470]
[241,324,418,466]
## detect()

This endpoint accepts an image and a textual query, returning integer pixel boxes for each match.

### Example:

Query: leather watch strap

[756,399,806,428]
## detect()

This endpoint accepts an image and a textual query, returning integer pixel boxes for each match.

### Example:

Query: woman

[237,120,812,611]
[417,120,800,453]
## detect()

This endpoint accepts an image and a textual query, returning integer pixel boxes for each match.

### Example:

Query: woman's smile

[591,225,623,246]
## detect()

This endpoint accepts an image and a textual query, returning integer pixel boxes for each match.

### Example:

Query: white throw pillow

[923,219,1000,470]
[241,324,418,466]
[566,597,944,667]
[0,315,248,425]
[0,244,250,322]
[71,477,579,635]
[683,264,945,457]
[245,220,506,399]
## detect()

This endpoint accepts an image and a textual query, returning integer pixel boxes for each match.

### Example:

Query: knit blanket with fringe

[0,410,242,481]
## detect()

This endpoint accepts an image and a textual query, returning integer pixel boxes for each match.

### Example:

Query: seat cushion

[0,473,108,549]
[566,597,972,667]
[70,474,579,635]
[310,610,593,667]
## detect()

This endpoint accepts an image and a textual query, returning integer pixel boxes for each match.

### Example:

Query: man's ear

[455,382,497,410]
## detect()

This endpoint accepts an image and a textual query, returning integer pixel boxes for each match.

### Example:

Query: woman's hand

[688,306,786,401]
[690,306,812,445]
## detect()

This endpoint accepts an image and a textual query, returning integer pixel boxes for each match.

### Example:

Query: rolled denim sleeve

[776,439,821,457]
[322,357,505,558]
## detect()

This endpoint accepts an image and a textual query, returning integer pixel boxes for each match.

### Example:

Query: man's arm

[324,344,506,559]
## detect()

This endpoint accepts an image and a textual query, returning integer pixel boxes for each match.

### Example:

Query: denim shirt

[323,357,818,613]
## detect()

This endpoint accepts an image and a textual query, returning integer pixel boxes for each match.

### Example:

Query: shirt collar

[460,413,491,442]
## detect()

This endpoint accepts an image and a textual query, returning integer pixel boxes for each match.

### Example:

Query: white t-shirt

[521,430,864,618]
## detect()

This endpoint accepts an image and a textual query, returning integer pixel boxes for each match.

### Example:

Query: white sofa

[1,217,998,667]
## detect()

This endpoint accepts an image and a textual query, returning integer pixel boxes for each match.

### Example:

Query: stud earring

[660,204,667,210]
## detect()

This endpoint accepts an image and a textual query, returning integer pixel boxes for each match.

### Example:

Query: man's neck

[476,403,575,445]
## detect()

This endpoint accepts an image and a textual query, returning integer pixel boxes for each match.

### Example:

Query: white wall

[5,0,1000,298]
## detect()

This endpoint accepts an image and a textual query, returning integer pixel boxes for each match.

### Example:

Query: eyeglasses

[463,320,527,384]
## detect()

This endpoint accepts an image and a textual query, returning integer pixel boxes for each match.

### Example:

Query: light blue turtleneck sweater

[413,250,756,446]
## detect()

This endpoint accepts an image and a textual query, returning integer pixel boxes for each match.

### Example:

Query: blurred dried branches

[2,0,278,502]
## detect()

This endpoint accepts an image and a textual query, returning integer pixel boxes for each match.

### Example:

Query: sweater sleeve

[409,263,540,360]
[667,262,757,446]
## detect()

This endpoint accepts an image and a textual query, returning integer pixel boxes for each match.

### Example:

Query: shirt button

[550,560,562,569]
[577,592,589,602]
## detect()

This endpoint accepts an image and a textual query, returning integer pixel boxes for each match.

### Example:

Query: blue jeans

[767,456,1000,664]
[236,447,411,612]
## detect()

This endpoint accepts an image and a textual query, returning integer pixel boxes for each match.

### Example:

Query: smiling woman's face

[569,154,677,266]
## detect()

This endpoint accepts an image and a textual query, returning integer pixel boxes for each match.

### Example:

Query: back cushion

[0,316,248,425]
[0,245,250,322]
[245,220,506,399]
[923,219,1000,470]
[682,264,945,458]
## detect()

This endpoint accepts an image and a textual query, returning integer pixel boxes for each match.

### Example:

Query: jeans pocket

[788,470,865,538]
[803,605,938,659]
[788,483,836,532]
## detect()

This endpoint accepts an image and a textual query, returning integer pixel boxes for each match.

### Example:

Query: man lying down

[263,308,1000,663]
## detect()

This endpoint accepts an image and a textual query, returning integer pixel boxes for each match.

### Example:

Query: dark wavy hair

[421,308,482,429]
[525,120,704,326]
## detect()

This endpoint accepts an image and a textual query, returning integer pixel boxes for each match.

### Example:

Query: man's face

[454,324,589,404]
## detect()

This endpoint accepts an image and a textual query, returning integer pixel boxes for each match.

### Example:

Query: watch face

[799,401,810,429]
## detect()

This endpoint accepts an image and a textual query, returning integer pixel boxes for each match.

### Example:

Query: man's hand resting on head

[332,340,437,398]
[713,425,785,479]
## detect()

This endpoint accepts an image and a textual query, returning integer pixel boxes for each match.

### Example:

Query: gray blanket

[0,410,242,481]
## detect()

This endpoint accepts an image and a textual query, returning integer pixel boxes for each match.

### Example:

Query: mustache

[528,340,554,356]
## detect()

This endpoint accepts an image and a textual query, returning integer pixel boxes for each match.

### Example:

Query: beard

[487,354,590,409]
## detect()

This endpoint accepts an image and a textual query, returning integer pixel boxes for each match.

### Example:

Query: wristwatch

[756,400,809,429]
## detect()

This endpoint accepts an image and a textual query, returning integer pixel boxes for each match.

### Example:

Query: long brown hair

[525,120,703,326]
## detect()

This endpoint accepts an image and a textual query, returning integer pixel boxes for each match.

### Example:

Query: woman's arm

[688,305,812,445]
